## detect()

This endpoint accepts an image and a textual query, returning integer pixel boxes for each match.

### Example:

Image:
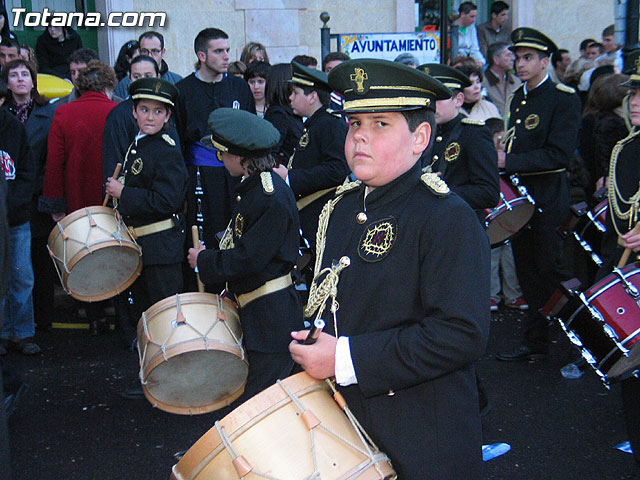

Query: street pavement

[4,299,640,479]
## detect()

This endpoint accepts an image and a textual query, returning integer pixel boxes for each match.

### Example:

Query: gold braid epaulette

[420,172,450,196]
[260,171,274,194]
[461,118,485,126]
[555,83,576,94]
[608,128,640,237]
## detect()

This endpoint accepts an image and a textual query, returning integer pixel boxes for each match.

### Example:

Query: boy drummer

[187,108,303,401]
[105,78,188,314]
[288,59,491,478]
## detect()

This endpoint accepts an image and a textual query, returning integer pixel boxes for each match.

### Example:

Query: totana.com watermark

[12,7,166,28]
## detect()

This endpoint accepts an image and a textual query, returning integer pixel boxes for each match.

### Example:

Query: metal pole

[440,0,449,64]
[320,12,331,65]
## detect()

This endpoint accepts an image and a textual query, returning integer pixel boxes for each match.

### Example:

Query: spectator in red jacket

[40,60,117,220]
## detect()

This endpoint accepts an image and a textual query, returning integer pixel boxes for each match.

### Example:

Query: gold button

[130,149,137,155]
[236,195,241,202]
[387,389,395,396]
[433,155,439,161]
[521,100,526,105]
[356,212,367,224]
[435,136,443,142]
[515,108,520,113]
[516,119,521,124]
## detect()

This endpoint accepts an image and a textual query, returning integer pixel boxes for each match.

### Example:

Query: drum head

[608,343,640,381]
[144,348,248,414]
[66,244,141,302]
[486,202,536,245]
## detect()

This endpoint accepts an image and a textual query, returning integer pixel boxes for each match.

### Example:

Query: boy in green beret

[288,59,491,478]
[188,108,303,401]
[105,78,188,315]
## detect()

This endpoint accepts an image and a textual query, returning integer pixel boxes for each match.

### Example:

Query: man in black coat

[289,59,491,479]
[273,61,350,250]
[419,63,500,219]
[496,28,581,361]
[176,28,255,292]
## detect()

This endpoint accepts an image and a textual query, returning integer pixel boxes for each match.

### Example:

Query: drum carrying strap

[235,274,293,308]
[296,187,336,211]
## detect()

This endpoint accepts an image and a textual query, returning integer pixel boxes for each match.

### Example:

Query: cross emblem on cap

[635,56,640,74]
[350,68,368,93]
[154,81,161,93]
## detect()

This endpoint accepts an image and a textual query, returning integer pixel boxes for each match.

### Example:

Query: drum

[484,174,536,246]
[137,292,248,415]
[548,263,640,384]
[47,206,142,302]
[171,372,396,480]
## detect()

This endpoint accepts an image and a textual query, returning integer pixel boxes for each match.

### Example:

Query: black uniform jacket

[263,104,304,163]
[197,172,303,353]
[0,108,35,227]
[430,114,500,212]
[317,161,490,479]
[288,107,350,246]
[600,130,640,273]
[505,79,581,223]
[117,131,188,266]
[176,73,255,248]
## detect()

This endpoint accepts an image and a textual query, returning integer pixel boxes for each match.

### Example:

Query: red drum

[484,174,536,246]
[548,263,640,385]
[556,200,608,268]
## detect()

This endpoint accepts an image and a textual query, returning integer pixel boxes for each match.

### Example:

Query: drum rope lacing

[137,294,245,385]
[47,208,141,294]
[211,379,389,480]
[608,128,640,238]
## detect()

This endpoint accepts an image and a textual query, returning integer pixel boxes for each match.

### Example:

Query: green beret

[202,108,280,157]
[327,58,451,113]
[129,77,179,107]
[291,61,331,92]
[417,63,471,91]
[509,27,558,55]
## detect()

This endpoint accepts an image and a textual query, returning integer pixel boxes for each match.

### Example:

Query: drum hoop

[64,254,142,302]
[142,379,246,416]
[178,378,325,477]
[485,196,532,218]
[142,292,238,321]
[585,268,640,302]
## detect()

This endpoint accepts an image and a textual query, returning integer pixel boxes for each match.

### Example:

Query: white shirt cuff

[335,336,358,386]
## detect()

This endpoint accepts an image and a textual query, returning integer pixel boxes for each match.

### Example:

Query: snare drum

[553,263,640,384]
[47,206,142,302]
[484,174,536,246]
[171,372,396,480]
[137,292,248,415]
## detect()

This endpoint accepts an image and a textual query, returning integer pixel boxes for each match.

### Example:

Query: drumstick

[191,225,205,293]
[103,163,122,207]
[284,319,326,378]
[617,222,640,268]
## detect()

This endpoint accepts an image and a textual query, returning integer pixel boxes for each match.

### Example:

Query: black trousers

[621,376,640,469]
[512,212,572,348]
